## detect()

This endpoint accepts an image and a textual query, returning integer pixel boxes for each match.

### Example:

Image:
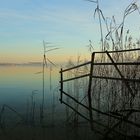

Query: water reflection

[0,65,60,112]
[0,65,98,140]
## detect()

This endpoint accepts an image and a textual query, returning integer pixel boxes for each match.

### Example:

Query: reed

[60,0,140,139]
[39,40,59,126]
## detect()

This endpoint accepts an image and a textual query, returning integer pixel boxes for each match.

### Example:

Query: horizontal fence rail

[94,48,140,53]
[92,76,140,83]
[60,61,91,72]
[93,62,140,65]
[61,91,140,128]
[60,48,140,136]
[60,73,90,82]
[61,61,140,75]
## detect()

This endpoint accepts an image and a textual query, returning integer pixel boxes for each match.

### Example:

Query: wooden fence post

[87,52,95,130]
[60,68,63,103]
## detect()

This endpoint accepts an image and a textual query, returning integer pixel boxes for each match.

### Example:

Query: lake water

[0,65,99,140]
[0,65,64,120]
[0,66,57,101]
[1,63,138,140]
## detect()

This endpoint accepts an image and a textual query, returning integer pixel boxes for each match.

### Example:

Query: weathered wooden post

[87,52,95,130]
[60,68,63,103]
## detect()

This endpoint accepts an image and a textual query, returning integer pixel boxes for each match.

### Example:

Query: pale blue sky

[0,0,140,63]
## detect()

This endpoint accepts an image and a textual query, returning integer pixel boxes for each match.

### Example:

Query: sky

[0,0,140,63]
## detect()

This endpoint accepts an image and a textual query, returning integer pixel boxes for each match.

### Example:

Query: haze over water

[0,65,60,113]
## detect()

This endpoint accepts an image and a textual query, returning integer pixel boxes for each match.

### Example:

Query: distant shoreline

[0,62,64,67]
[0,62,42,66]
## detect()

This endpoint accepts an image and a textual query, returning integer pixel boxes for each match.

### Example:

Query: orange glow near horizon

[0,65,60,84]
[0,51,91,64]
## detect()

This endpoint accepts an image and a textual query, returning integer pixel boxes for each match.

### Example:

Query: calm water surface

[0,65,102,140]
[0,65,60,113]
